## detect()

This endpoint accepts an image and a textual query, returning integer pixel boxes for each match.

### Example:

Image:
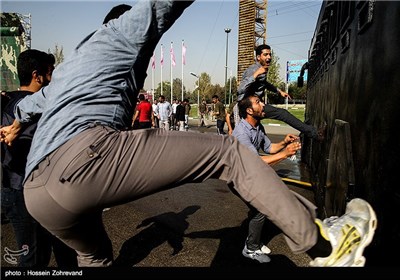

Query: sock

[306,224,332,259]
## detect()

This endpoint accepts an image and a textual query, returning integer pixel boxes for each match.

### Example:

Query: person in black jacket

[1,49,77,267]
[175,100,186,131]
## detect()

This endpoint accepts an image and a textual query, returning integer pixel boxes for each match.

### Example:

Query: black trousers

[264,104,316,138]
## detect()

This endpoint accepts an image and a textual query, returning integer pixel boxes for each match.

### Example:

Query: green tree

[155,81,171,100]
[266,50,285,104]
[206,84,224,103]
[48,44,64,66]
[195,72,213,102]
[171,78,188,100]
[266,50,282,87]
[225,76,237,104]
[288,82,307,101]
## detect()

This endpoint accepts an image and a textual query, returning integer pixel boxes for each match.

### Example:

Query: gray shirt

[237,62,279,101]
[232,119,272,155]
[13,0,191,182]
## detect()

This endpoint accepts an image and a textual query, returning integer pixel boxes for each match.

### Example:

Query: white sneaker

[310,198,377,267]
[242,244,271,263]
[260,244,271,254]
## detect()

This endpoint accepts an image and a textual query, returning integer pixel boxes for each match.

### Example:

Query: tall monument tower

[237,0,267,84]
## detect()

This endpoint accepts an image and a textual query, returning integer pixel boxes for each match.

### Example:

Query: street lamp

[190,72,200,117]
[224,28,231,104]
[229,68,232,104]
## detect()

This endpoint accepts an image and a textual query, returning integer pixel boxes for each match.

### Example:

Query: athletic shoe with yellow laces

[310,198,378,267]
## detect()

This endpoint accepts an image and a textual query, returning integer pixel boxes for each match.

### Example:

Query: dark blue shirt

[1,91,39,190]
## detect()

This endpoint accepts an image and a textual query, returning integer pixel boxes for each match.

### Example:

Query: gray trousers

[24,125,317,267]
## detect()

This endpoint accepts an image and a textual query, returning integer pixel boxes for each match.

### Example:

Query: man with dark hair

[233,94,301,263]
[212,94,226,135]
[132,93,154,129]
[1,1,376,268]
[175,99,186,131]
[238,44,321,140]
[199,99,207,127]
[1,49,77,267]
[155,95,172,131]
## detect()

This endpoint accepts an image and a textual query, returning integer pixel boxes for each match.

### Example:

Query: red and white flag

[170,44,176,67]
[151,52,156,70]
[160,45,164,67]
[182,42,186,65]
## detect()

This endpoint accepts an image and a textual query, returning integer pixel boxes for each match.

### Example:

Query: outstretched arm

[261,142,301,165]
[261,134,300,165]
[3,86,49,146]
[0,119,24,146]
[276,88,292,100]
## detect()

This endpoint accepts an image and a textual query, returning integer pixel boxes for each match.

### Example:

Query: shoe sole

[351,201,377,267]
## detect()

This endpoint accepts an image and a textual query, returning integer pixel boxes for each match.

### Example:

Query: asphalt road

[1,120,319,278]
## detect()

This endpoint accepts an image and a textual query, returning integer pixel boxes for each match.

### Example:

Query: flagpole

[181,40,184,101]
[161,44,163,96]
[170,41,173,103]
[152,64,154,101]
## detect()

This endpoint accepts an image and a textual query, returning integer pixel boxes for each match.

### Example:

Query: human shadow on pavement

[184,215,299,267]
[113,205,201,266]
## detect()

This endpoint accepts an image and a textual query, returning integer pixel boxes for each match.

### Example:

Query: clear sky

[1,0,322,92]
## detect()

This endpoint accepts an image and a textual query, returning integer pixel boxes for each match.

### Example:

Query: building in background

[1,13,31,91]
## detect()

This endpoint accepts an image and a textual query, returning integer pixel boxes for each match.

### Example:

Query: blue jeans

[1,187,77,267]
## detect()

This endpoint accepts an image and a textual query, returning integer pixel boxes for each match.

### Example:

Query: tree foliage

[288,82,307,100]
[48,44,64,66]
[225,76,238,104]
[266,50,282,90]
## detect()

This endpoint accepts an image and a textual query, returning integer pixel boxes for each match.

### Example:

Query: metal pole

[198,76,200,118]
[160,44,163,96]
[181,40,184,101]
[170,41,173,103]
[190,72,200,118]
[224,28,231,104]
[285,82,289,110]
[229,69,232,105]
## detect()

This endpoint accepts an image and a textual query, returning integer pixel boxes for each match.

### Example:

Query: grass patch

[261,107,305,126]
[189,104,306,126]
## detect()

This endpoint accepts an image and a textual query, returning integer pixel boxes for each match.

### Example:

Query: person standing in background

[183,98,191,131]
[199,99,207,127]
[155,95,172,131]
[171,99,178,130]
[132,94,154,129]
[175,100,186,131]
[212,95,226,135]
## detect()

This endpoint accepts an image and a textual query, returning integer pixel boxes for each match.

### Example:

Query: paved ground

[1,119,318,278]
